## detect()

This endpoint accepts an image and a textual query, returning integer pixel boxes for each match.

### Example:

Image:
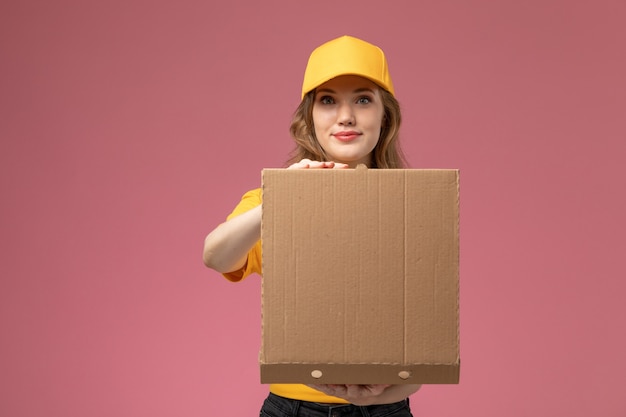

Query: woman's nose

[337,103,355,126]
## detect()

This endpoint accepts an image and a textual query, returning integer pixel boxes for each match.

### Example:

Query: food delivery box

[260,165,460,384]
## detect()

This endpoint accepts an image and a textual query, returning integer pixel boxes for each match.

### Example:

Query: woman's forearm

[202,205,262,273]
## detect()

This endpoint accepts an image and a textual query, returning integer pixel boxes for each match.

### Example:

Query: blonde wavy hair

[286,88,408,168]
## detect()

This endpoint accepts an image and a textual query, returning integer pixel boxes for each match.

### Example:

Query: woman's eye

[357,96,371,104]
[320,96,335,104]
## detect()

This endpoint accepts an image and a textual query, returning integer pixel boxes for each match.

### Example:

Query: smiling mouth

[333,132,360,142]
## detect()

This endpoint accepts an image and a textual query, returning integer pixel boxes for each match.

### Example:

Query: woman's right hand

[287,159,350,169]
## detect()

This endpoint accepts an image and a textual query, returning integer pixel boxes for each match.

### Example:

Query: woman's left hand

[307,384,389,405]
[307,383,421,406]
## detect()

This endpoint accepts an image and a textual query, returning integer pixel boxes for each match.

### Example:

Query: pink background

[1,1,625,416]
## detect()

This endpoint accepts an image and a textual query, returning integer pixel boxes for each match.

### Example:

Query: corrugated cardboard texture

[260,167,460,384]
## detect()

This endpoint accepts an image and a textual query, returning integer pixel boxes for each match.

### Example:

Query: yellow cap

[301,35,395,99]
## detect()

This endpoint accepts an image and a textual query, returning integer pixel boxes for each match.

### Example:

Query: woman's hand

[308,384,389,405]
[307,384,422,406]
[287,159,349,169]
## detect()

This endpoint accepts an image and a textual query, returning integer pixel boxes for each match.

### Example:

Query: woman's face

[312,75,384,167]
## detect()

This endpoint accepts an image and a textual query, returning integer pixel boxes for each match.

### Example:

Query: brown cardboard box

[260,166,460,385]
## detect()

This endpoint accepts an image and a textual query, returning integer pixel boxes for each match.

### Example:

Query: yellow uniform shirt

[223,188,348,404]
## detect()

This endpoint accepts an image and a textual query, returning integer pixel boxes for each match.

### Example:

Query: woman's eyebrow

[353,87,376,94]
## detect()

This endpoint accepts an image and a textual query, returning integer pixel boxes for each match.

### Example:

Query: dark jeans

[260,393,413,417]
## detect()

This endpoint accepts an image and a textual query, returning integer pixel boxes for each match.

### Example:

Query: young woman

[203,35,420,416]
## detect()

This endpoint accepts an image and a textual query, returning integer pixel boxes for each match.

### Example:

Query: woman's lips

[333,131,360,142]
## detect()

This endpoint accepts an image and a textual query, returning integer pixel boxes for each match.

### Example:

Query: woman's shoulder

[240,188,262,202]
[226,188,262,221]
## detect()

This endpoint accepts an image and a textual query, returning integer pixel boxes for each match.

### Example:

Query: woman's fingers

[287,159,350,170]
